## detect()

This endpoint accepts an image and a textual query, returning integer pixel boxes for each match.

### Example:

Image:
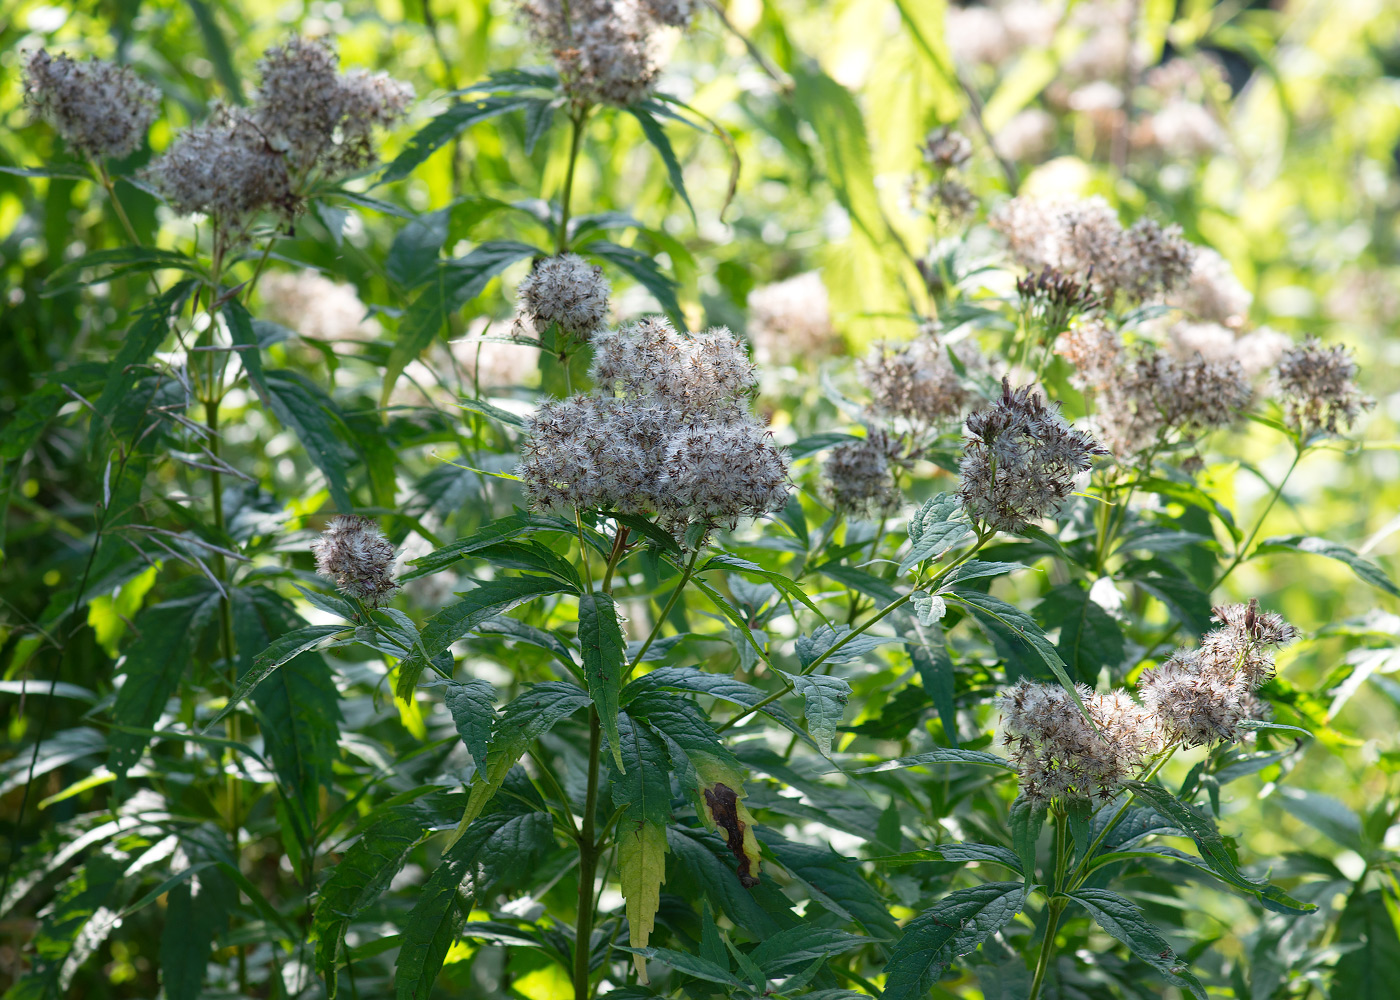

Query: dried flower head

[746,271,839,365]
[999,679,1160,805]
[928,179,979,226]
[923,126,973,171]
[824,427,903,518]
[959,378,1105,533]
[312,515,398,606]
[522,319,788,540]
[1056,318,1122,393]
[521,0,665,106]
[145,104,295,228]
[1145,99,1224,159]
[655,418,790,531]
[254,36,413,178]
[860,336,975,428]
[23,49,159,160]
[1017,266,1102,336]
[1095,348,1251,458]
[641,0,698,26]
[991,195,1196,303]
[591,318,756,418]
[1275,336,1373,437]
[1138,600,1295,747]
[514,254,611,340]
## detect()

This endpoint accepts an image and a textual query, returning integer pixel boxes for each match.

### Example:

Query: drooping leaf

[263,369,356,512]
[90,283,195,442]
[443,678,497,766]
[205,623,346,730]
[850,748,1014,773]
[882,882,1027,1000]
[1124,780,1316,914]
[1253,534,1400,597]
[948,589,1086,714]
[1035,582,1126,683]
[621,666,812,746]
[626,104,694,220]
[107,585,222,778]
[619,820,669,982]
[586,240,683,327]
[160,867,236,1000]
[906,614,959,745]
[381,96,536,184]
[450,682,592,837]
[383,241,540,405]
[396,576,570,700]
[1330,888,1400,1000]
[1069,888,1208,999]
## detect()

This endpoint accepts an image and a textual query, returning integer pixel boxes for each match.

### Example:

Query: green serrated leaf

[579,593,627,769]
[882,882,1027,1000]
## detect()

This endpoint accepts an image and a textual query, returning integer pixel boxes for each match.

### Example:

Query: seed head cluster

[1173,247,1252,327]
[23,49,160,160]
[1000,599,1299,803]
[520,0,688,107]
[1138,600,1297,747]
[1096,347,1253,458]
[860,336,976,428]
[519,318,789,539]
[990,195,1196,304]
[958,378,1105,533]
[312,515,399,607]
[1275,336,1373,438]
[253,35,413,178]
[999,680,1161,805]
[823,427,903,519]
[146,105,296,227]
[146,36,411,234]
[746,272,839,365]
[514,254,611,340]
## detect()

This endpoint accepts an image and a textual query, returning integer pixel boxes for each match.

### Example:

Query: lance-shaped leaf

[1253,534,1400,597]
[449,682,592,840]
[108,586,222,777]
[1124,780,1316,914]
[947,589,1088,716]
[1035,581,1126,683]
[782,671,850,755]
[381,96,535,184]
[315,799,449,996]
[396,576,570,701]
[579,593,627,769]
[882,882,1027,1000]
[850,747,1014,773]
[621,665,813,747]
[395,795,541,1000]
[161,866,236,1000]
[205,624,346,731]
[868,843,1023,873]
[1069,888,1208,1000]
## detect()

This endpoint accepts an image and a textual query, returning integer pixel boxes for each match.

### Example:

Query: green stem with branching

[717,533,989,733]
[557,107,590,255]
[1211,442,1304,591]
[626,546,701,676]
[1067,746,1178,890]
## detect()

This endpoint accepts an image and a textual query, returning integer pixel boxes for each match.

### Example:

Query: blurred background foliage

[4,0,1400,996]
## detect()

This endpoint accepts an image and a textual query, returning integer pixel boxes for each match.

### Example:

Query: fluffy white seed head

[254,36,413,178]
[994,108,1057,162]
[514,254,611,339]
[990,195,1196,304]
[1173,247,1252,327]
[23,49,159,160]
[145,104,295,227]
[1094,347,1252,459]
[958,378,1105,533]
[591,318,757,418]
[655,418,790,531]
[823,427,902,519]
[520,0,665,106]
[860,336,976,428]
[312,515,398,606]
[1275,336,1373,437]
[999,679,1160,805]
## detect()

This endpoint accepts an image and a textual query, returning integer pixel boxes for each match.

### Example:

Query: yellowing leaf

[618,820,668,983]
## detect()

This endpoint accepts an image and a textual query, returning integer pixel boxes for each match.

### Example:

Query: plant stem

[557,107,590,255]
[601,526,630,594]
[1210,444,1303,591]
[1068,746,1177,889]
[626,546,701,675]
[573,708,602,1000]
[1028,809,1069,1000]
